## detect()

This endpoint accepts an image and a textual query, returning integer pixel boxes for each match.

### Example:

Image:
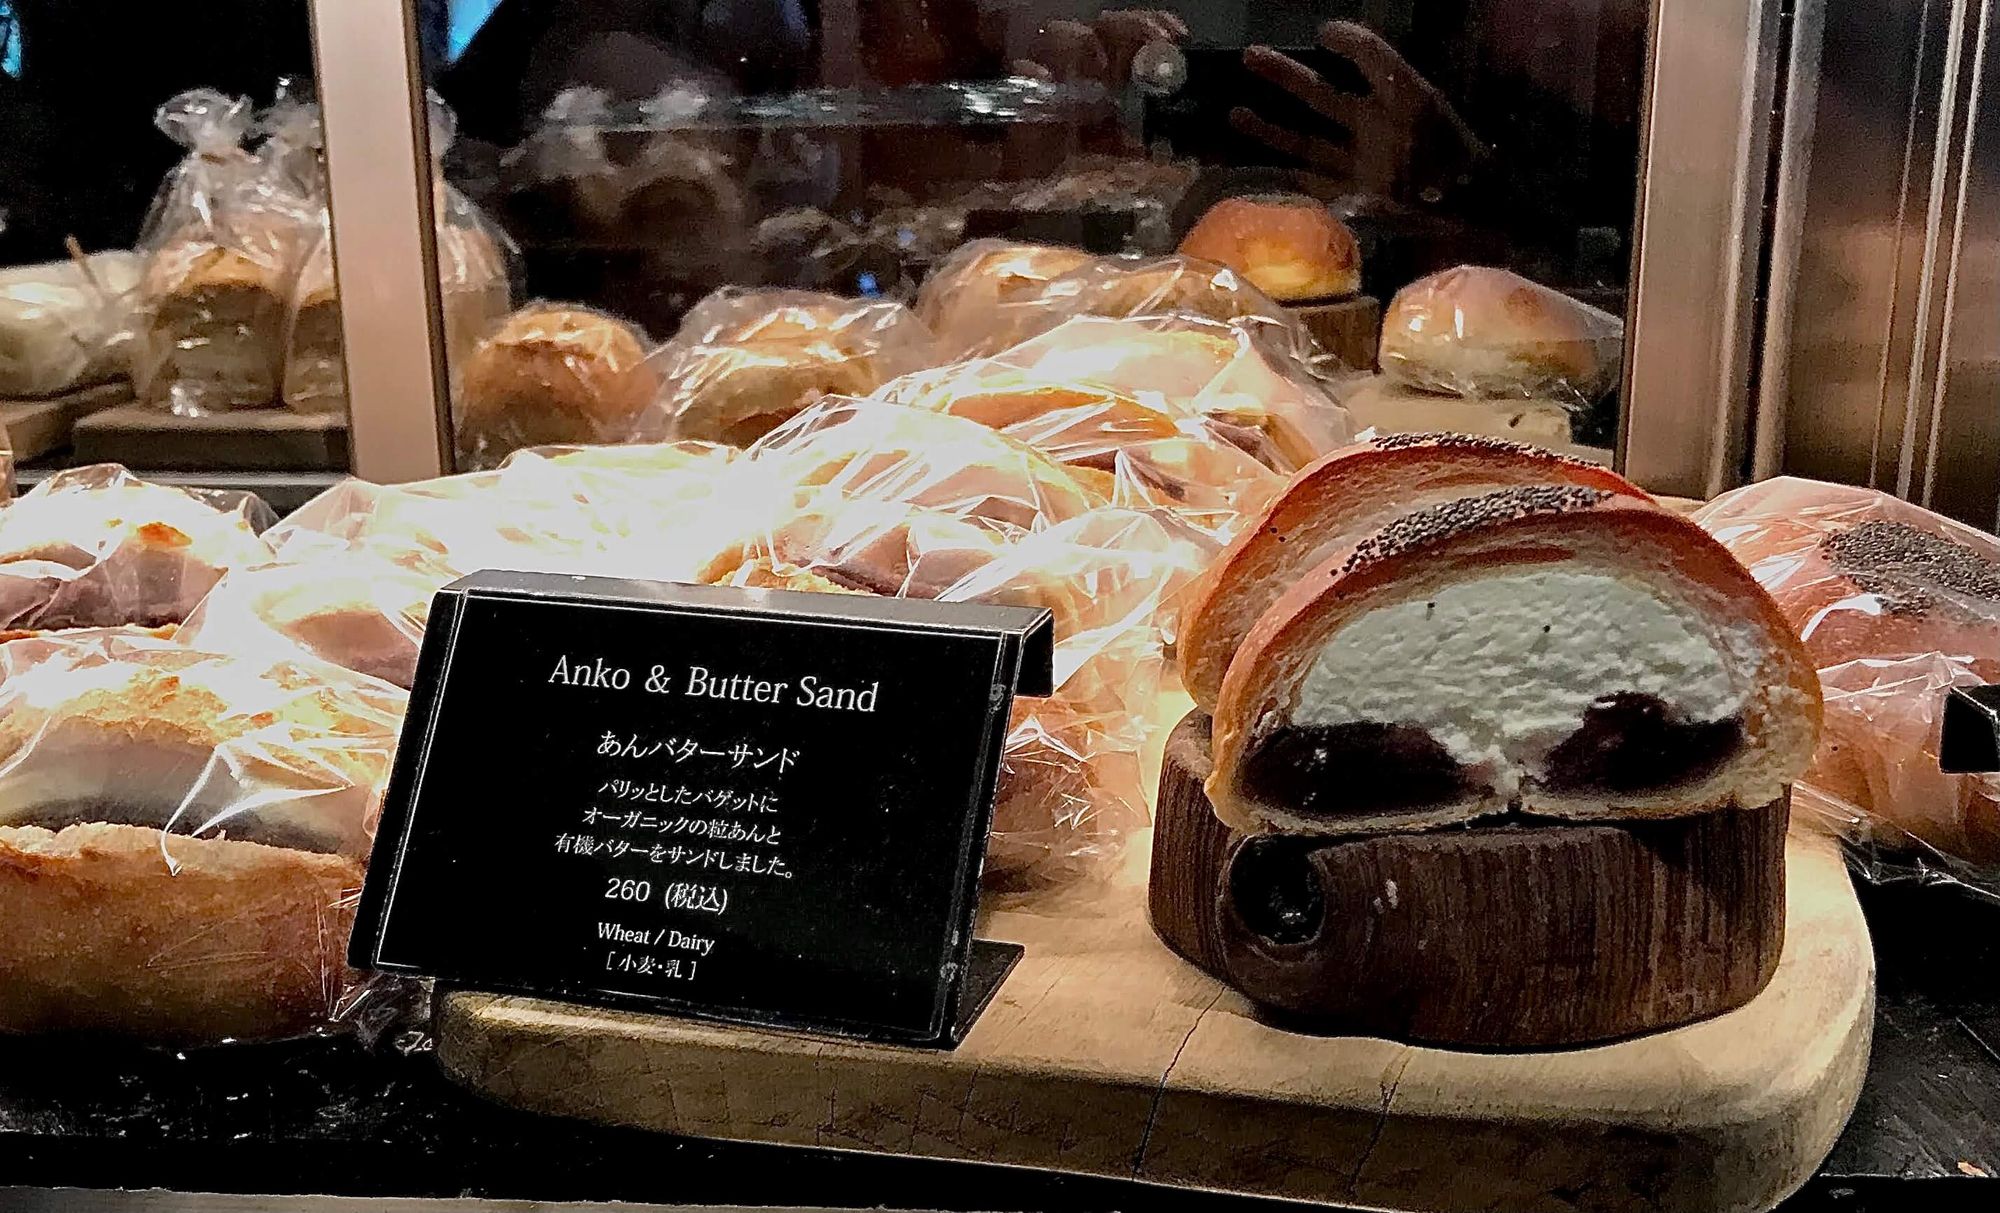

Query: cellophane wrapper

[646,287,938,448]
[453,303,661,469]
[0,252,144,399]
[935,250,1314,368]
[710,399,1208,883]
[871,313,1352,541]
[0,626,407,1043]
[283,94,517,416]
[131,90,318,415]
[1694,477,2000,895]
[1377,266,1624,410]
[0,465,273,631]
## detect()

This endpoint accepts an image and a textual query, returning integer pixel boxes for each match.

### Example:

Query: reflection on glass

[0,1,340,485]
[422,0,1644,471]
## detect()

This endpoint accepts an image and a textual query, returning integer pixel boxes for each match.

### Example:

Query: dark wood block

[1289,294,1380,370]
[1151,709,1789,1047]
[72,405,349,472]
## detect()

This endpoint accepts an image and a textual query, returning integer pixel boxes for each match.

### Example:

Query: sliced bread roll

[1207,488,1821,835]
[1177,433,1649,711]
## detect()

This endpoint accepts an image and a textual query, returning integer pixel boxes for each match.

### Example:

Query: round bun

[0,823,362,1042]
[1177,194,1361,302]
[916,240,1094,358]
[1086,254,1294,330]
[1379,266,1620,399]
[664,291,933,447]
[456,305,660,468]
[1699,477,2000,863]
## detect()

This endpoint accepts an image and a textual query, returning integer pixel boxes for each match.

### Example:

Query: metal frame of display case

[1759,0,1999,528]
[313,0,1795,494]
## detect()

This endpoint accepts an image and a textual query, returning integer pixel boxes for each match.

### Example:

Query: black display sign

[351,571,1054,1047]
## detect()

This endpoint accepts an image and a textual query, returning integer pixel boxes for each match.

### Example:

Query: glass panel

[0,0,346,506]
[420,0,1645,471]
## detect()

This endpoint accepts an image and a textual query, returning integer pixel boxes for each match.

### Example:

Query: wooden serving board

[0,380,132,462]
[72,405,349,471]
[437,705,1875,1213]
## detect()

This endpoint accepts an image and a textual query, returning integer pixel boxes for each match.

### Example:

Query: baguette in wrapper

[0,630,405,1042]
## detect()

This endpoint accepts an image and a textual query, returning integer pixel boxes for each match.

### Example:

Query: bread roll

[757,400,1106,532]
[916,240,1094,359]
[1208,489,1821,835]
[1177,194,1362,302]
[1177,433,1650,712]
[456,305,660,469]
[1696,477,2000,864]
[661,290,935,447]
[1379,266,1622,401]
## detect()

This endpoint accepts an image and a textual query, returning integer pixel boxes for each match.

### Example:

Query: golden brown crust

[1177,195,1362,302]
[1177,433,1651,711]
[917,241,1095,357]
[1208,496,1824,832]
[1379,266,1615,397]
[0,824,362,1042]
[457,306,661,461]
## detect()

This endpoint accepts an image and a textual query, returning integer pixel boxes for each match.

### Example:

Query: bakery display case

[0,2,366,507]
[2,1,2000,1212]
[310,0,1781,496]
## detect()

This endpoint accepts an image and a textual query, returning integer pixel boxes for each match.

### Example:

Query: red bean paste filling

[1539,692,1744,794]
[1243,694,1745,816]
[1240,721,1476,817]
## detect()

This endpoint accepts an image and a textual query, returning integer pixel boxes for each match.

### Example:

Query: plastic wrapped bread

[954,252,1312,364]
[743,399,1108,534]
[177,552,439,689]
[455,304,662,470]
[1696,477,2000,881]
[132,90,316,414]
[971,315,1353,471]
[650,288,938,447]
[874,367,1281,543]
[0,466,272,631]
[916,240,1095,360]
[0,253,144,399]
[0,629,406,1042]
[1379,266,1624,408]
[270,440,744,588]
